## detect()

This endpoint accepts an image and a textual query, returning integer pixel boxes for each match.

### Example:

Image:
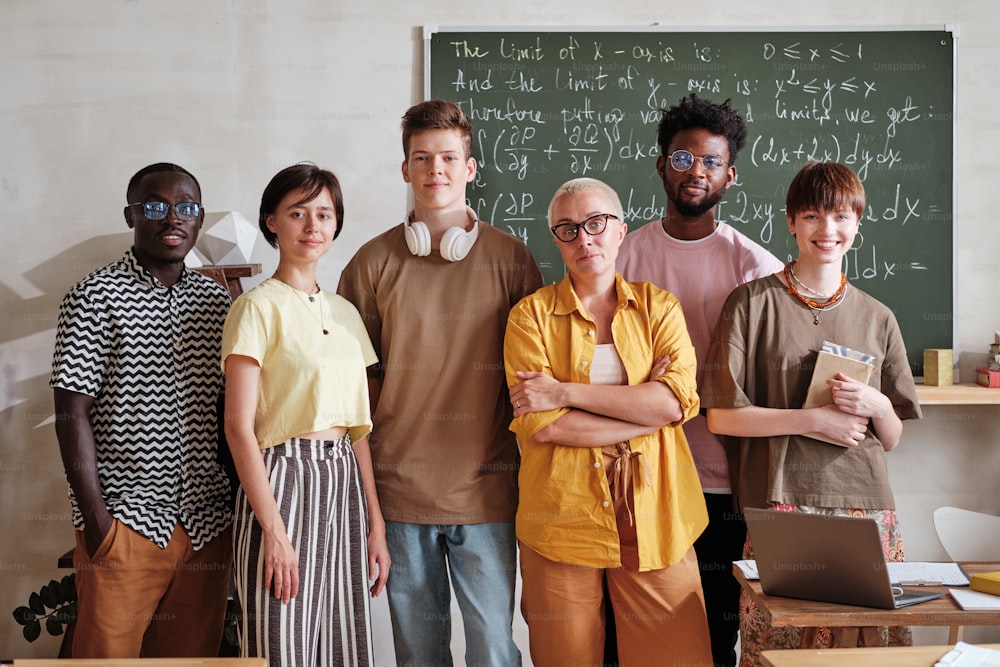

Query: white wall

[2,0,999,661]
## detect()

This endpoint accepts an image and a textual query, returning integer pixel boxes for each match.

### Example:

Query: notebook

[801,342,876,446]
[949,588,1000,611]
[744,508,944,609]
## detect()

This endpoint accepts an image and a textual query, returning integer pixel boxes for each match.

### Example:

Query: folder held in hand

[802,342,876,446]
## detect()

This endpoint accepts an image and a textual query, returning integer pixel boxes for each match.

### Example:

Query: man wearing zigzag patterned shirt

[50,163,233,658]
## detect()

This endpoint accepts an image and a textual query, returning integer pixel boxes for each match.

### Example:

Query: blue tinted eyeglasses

[550,213,618,243]
[667,150,728,172]
[128,201,202,221]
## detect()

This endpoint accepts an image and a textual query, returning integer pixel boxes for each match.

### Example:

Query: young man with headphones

[338,99,542,666]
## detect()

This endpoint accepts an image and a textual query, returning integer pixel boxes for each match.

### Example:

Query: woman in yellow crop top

[222,163,389,667]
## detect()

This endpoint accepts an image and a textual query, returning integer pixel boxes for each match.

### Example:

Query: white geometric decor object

[194,210,258,265]
[184,247,207,268]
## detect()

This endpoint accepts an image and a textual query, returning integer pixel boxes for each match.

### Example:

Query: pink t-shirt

[617,220,784,491]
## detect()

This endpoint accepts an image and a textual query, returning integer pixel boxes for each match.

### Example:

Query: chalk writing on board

[431,29,954,368]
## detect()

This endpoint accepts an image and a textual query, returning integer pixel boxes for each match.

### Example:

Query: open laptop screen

[744,508,942,609]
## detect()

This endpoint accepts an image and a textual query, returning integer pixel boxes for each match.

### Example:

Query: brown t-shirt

[337,221,543,524]
[701,274,921,512]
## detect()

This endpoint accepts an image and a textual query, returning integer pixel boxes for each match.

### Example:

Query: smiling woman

[700,162,922,667]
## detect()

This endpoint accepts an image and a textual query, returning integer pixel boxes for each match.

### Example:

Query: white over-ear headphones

[403,207,480,262]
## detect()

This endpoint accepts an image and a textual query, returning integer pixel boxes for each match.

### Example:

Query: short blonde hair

[547,177,626,226]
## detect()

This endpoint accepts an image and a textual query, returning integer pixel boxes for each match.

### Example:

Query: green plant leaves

[12,606,34,625]
[22,619,41,642]
[40,581,59,609]
[13,572,78,642]
[54,601,78,624]
[59,575,75,603]
[45,617,64,636]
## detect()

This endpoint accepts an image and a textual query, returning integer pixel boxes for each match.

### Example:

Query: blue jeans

[385,521,521,667]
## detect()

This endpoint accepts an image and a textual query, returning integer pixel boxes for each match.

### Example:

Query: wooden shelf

[194,263,261,301]
[916,382,1000,405]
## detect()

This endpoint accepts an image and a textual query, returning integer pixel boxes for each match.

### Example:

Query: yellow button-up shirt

[504,274,708,571]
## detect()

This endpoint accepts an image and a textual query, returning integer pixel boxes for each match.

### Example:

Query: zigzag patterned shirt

[50,249,233,549]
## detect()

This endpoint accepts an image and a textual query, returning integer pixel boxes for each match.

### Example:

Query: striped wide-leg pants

[233,436,374,667]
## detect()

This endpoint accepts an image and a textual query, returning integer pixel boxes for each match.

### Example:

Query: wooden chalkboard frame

[425,26,956,373]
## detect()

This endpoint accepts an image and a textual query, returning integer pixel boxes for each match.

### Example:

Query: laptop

[744,508,944,609]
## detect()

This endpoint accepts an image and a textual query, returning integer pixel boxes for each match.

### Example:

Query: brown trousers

[72,520,232,658]
[519,443,712,667]
[520,545,712,667]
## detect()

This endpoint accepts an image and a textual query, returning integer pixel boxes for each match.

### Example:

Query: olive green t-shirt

[701,274,921,512]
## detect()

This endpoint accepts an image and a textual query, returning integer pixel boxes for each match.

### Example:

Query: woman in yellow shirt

[222,163,389,667]
[504,177,712,666]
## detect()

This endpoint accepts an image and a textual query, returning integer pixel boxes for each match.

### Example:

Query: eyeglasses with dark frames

[550,213,619,243]
[128,201,202,221]
[667,150,728,172]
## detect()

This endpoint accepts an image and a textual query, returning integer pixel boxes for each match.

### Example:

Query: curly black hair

[656,94,748,165]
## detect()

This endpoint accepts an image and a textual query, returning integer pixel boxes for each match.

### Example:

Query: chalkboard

[427,28,954,373]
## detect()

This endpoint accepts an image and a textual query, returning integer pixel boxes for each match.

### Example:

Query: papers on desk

[735,559,759,579]
[887,562,970,586]
[934,641,1000,666]
[949,588,1000,611]
[735,560,970,586]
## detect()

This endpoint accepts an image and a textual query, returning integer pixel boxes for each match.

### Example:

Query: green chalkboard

[427,28,954,373]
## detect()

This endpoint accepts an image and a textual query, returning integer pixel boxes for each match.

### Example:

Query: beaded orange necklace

[783,260,848,325]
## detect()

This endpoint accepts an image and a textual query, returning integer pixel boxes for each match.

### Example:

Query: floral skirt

[738,504,912,667]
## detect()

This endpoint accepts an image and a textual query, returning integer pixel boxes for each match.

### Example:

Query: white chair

[932,505,1000,643]
[933,506,1000,561]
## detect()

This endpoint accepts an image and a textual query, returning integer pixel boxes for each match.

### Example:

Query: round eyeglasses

[667,150,728,172]
[550,213,618,243]
[128,201,202,221]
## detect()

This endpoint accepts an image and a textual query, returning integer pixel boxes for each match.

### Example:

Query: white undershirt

[590,343,626,386]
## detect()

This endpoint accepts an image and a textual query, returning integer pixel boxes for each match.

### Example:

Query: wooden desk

[761,643,1000,667]
[735,562,1000,649]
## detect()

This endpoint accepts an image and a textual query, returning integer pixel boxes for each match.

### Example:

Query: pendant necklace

[783,261,849,325]
[273,275,329,335]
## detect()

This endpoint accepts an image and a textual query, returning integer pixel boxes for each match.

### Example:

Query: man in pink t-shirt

[617,94,784,667]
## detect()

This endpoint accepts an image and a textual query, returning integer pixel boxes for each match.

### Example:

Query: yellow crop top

[221,278,378,449]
